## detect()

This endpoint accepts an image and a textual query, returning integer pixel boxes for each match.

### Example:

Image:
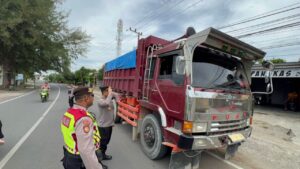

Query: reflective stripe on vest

[61,108,101,155]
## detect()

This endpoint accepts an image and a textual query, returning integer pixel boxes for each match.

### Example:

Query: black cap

[73,87,93,97]
[99,85,109,92]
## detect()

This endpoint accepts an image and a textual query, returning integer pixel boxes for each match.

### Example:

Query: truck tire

[113,99,121,123]
[140,114,168,160]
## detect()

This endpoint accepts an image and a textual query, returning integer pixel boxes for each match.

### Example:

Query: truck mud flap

[169,150,201,169]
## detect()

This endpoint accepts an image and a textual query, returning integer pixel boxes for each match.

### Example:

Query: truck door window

[158,54,184,85]
[159,55,173,77]
[149,58,156,79]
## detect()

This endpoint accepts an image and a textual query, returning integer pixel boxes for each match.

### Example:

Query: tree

[270,58,286,64]
[0,0,90,87]
[258,58,286,64]
[74,67,95,85]
[98,66,104,80]
[47,67,98,86]
[46,73,64,83]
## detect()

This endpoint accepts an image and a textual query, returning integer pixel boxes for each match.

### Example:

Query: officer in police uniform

[61,87,105,169]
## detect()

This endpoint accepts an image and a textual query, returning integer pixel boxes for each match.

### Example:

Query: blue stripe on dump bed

[104,50,136,72]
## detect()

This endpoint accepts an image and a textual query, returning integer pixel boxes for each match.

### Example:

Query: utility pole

[116,19,123,57]
[128,27,142,42]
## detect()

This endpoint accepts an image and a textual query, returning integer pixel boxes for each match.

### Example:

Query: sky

[59,0,300,71]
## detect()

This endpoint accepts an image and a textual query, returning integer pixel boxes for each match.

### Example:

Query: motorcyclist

[40,82,50,99]
[41,82,50,90]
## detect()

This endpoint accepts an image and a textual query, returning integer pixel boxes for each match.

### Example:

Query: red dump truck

[103,27,273,169]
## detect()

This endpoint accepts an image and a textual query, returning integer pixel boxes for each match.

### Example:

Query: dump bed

[103,36,169,98]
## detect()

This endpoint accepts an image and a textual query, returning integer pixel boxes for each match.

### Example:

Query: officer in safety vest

[61,87,104,169]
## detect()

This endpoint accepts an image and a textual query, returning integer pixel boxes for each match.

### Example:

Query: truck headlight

[192,122,207,133]
[182,121,207,133]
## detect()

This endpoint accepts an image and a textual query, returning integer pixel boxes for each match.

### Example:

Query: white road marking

[0,85,61,168]
[206,151,244,169]
[0,90,36,105]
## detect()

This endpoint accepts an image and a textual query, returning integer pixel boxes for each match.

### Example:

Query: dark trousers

[62,147,85,169]
[0,120,4,139]
[68,96,74,108]
[99,126,113,155]
[62,147,105,169]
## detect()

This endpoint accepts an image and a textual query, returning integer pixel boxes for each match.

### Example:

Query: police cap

[73,87,93,97]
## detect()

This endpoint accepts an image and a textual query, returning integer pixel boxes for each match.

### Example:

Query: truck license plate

[228,133,245,143]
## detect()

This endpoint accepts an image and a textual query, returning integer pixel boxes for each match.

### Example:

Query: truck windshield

[192,47,250,90]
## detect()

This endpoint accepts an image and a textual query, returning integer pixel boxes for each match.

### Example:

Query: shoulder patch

[62,116,71,128]
[83,119,91,133]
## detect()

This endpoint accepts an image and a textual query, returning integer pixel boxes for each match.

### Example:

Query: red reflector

[243,112,247,118]
[226,114,230,120]
[235,114,240,119]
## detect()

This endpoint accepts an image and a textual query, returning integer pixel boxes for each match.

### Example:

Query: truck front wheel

[140,114,168,160]
[113,99,122,123]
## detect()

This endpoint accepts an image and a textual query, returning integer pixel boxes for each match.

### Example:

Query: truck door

[150,50,186,117]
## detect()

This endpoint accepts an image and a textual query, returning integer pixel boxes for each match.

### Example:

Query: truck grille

[210,119,247,133]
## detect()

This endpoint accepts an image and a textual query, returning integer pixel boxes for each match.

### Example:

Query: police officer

[61,87,105,169]
[97,86,119,160]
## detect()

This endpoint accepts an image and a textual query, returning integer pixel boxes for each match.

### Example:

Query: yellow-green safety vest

[61,108,101,155]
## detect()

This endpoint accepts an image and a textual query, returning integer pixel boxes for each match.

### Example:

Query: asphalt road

[0,84,242,169]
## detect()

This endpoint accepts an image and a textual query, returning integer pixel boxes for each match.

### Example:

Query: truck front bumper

[175,127,252,150]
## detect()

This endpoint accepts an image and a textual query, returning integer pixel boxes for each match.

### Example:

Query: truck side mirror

[262,60,274,70]
[266,83,271,93]
[252,64,274,95]
[265,70,270,83]
[176,56,185,75]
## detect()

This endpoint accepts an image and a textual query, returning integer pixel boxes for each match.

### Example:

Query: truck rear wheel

[140,114,168,160]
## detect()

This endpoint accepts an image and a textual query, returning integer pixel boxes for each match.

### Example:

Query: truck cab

[139,27,266,160]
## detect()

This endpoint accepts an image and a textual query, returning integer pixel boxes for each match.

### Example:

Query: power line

[141,0,204,35]
[253,39,300,47]
[260,41,300,49]
[225,13,300,34]
[218,2,300,29]
[242,26,300,38]
[146,0,204,36]
[246,34,300,44]
[230,18,300,37]
[131,0,178,28]
[136,0,186,30]
[235,21,300,38]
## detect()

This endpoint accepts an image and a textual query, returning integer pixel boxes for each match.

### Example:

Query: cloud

[60,0,300,71]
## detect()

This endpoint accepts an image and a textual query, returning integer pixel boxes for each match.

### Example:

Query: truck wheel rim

[144,124,155,148]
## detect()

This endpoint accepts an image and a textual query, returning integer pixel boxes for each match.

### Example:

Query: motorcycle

[40,89,49,102]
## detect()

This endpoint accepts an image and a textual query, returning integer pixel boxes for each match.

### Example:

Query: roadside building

[251,62,300,109]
